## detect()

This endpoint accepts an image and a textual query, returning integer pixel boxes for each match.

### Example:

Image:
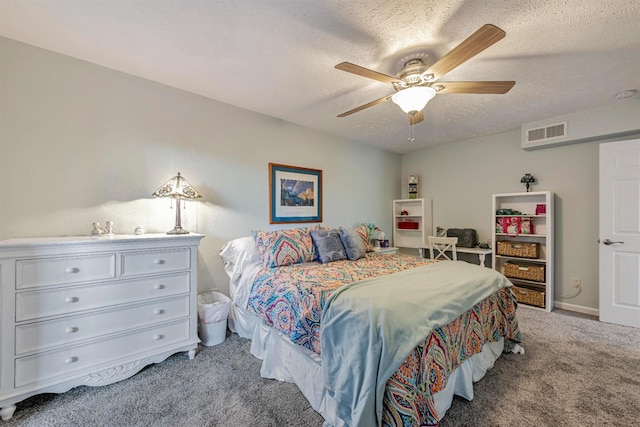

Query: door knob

[602,239,624,245]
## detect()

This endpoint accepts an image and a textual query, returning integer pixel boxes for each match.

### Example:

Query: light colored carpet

[4,307,639,426]
[440,307,640,426]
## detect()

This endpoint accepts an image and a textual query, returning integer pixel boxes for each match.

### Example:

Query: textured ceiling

[1,0,639,154]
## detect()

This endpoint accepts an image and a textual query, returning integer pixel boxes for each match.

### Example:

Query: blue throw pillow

[310,229,347,264]
[338,227,366,261]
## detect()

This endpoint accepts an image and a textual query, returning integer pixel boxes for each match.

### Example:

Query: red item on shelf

[398,221,419,229]
[496,217,534,235]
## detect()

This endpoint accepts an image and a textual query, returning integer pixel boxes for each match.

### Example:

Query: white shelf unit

[393,198,432,252]
[492,191,553,311]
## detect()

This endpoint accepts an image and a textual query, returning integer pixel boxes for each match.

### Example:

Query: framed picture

[269,163,323,224]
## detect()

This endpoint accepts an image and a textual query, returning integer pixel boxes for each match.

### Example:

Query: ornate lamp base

[167,226,190,235]
[167,199,190,234]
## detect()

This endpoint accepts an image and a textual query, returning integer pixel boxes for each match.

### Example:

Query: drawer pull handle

[154,284,165,290]
[65,297,79,303]
[65,267,80,274]
[154,259,166,265]
[153,334,164,341]
[154,309,165,315]
[65,327,79,334]
[65,356,79,364]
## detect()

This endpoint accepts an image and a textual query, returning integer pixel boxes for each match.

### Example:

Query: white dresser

[0,233,204,420]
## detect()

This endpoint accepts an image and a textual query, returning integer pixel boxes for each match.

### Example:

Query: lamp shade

[391,86,437,114]
[152,172,202,200]
[152,172,202,234]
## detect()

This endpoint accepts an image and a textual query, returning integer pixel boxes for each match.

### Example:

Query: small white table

[420,246,493,267]
[457,247,493,267]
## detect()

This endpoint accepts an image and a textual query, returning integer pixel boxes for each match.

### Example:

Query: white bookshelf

[492,191,554,311]
[393,198,432,252]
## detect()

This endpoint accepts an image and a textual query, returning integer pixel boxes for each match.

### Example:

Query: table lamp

[152,172,202,234]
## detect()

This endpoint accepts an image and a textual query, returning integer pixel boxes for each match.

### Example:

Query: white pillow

[219,236,262,283]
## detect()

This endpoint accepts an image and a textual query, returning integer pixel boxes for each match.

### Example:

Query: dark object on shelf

[496,208,522,215]
[520,173,536,192]
[497,241,540,258]
[479,243,490,249]
[446,228,478,248]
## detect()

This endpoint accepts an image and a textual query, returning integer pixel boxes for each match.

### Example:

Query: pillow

[310,229,347,264]
[339,227,366,261]
[219,237,262,282]
[354,224,373,252]
[252,227,315,268]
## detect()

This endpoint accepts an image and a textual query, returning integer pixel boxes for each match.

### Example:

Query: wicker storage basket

[504,262,545,282]
[512,286,545,308]
[497,241,539,259]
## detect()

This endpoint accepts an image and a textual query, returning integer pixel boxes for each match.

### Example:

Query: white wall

[5,35,639,313]
[402,100,640,313]
[0,37,401,295]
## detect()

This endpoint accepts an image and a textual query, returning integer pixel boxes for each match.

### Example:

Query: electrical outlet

[572,277,581,288]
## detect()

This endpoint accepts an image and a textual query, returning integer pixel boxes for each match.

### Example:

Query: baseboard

[553,301,599,317]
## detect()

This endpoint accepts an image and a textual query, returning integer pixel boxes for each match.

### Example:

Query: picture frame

[269,163,323,224]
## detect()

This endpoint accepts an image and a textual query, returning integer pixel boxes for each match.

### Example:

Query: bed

[219,226,521,427]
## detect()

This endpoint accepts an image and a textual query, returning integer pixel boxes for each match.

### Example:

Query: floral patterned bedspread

[247,252,433,354]
[246,253,521,426]
[383,287,520,426]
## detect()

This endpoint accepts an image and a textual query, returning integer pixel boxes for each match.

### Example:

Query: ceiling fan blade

[337,93,394,117]
[336,62,403,84]
[409,111,424,125]
[422,24,506,81]
[435,81,515,94]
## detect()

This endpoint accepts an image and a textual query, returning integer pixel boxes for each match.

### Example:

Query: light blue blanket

[321,260,513,427]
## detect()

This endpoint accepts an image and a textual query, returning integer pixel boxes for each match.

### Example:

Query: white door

[599,138,640,328]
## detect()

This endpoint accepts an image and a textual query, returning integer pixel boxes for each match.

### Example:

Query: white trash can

[197,291,231,346]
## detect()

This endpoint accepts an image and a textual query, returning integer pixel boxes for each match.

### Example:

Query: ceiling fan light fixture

[391,86,436,114]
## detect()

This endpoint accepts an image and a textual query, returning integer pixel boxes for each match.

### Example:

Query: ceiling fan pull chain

[408,123,415,142]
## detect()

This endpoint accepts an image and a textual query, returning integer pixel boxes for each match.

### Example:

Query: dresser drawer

[15,295,191,355]
[120,248,190,277]
[16,272,190,322]
[14,319,191,388]
[16,254,116,289]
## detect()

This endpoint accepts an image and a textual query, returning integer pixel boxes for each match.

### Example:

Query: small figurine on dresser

[91,221,114,236]
[90,222,102,236]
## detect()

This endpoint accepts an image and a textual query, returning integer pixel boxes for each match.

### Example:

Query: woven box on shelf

[504,262,545,282]
[497,241,539,259]
[511,286,545,308]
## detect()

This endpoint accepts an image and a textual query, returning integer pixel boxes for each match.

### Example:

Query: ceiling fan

[335,24,515,125]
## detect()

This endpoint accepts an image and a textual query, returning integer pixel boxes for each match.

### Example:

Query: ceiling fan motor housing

[394,59,433,91]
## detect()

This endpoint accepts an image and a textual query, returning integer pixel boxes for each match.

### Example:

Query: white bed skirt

[229,304,504,427]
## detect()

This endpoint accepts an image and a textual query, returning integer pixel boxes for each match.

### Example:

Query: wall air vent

[521,101,640,151]
[527,127,547,142]
[526,122,567,143]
